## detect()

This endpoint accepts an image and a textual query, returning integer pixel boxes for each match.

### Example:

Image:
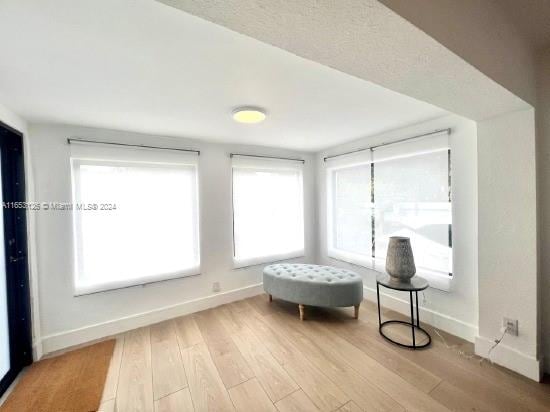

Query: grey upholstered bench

[263,263,363,320]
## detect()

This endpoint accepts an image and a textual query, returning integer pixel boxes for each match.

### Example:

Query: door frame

[0,121,32,398]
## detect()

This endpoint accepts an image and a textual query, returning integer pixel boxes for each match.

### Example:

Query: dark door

[0,121,32,397]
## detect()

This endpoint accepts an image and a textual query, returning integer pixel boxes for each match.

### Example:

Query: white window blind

[232,155,305,268]
[326,131,452,290]
[327,151,373,267]
[70,141,200,295]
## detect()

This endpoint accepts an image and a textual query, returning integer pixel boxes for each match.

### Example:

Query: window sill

[233,251,305,269]
[327,249,452,292]
[74,266,201,296]
[327,249,372,268]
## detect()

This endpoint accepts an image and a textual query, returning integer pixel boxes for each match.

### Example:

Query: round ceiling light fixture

[232,106,267,124]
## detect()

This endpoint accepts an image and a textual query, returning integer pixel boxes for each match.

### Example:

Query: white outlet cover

[503,317,518,336]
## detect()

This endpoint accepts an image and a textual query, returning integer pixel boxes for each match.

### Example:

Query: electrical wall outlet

[503,317,518,336]
[212,282,221,292]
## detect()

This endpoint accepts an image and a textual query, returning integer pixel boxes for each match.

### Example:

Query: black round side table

[376,273,431,349]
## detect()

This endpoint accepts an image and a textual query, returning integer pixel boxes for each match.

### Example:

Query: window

[71,141,200,295]
[329,162,373,266]
[327,132,452,290]
[232,155,305,267]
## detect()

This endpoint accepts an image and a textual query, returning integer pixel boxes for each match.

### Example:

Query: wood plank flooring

[99,295,550,412]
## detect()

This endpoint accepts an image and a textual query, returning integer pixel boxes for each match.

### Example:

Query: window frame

[231,158,305,269]
[326,145,453,291]
[70,156,201,296]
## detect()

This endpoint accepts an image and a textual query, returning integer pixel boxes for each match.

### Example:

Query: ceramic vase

[385,236,416,282]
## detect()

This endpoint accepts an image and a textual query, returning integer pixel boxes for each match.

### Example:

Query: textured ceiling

[0,0,447,152]
[158,0,530,120]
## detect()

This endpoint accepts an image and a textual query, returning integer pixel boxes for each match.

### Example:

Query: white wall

[0,102,27,134]
[316,114,479,341]
[536,49,550,373]
[28,123,317,353]
[379,0,537,106]
[476,108,540,380]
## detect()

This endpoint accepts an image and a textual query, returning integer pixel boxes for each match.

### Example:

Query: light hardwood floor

[98,295,550,412]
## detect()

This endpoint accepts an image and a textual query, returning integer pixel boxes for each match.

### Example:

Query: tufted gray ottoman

[263,263,363,320]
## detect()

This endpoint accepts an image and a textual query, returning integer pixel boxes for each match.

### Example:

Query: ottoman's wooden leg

[354,304,360,319]
[268,294,273,303]
[299,304,305,321]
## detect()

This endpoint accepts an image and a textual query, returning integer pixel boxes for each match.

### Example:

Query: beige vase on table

[385,236,416,282]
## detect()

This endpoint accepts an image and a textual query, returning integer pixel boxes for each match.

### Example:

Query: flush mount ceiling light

[232,107,267,124]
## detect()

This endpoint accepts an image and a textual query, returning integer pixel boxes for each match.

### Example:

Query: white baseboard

[363,286,478,342]
[475,336,542,382]
[32,340,43,361]
[35,280,543,382]
[364,285,544,381]
[38,283,477,356]
[39,283,264,355]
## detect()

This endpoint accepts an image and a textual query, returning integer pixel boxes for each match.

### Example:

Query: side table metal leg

[377,283,381,327]
[410,291,415,348]
[415,291,420,327]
